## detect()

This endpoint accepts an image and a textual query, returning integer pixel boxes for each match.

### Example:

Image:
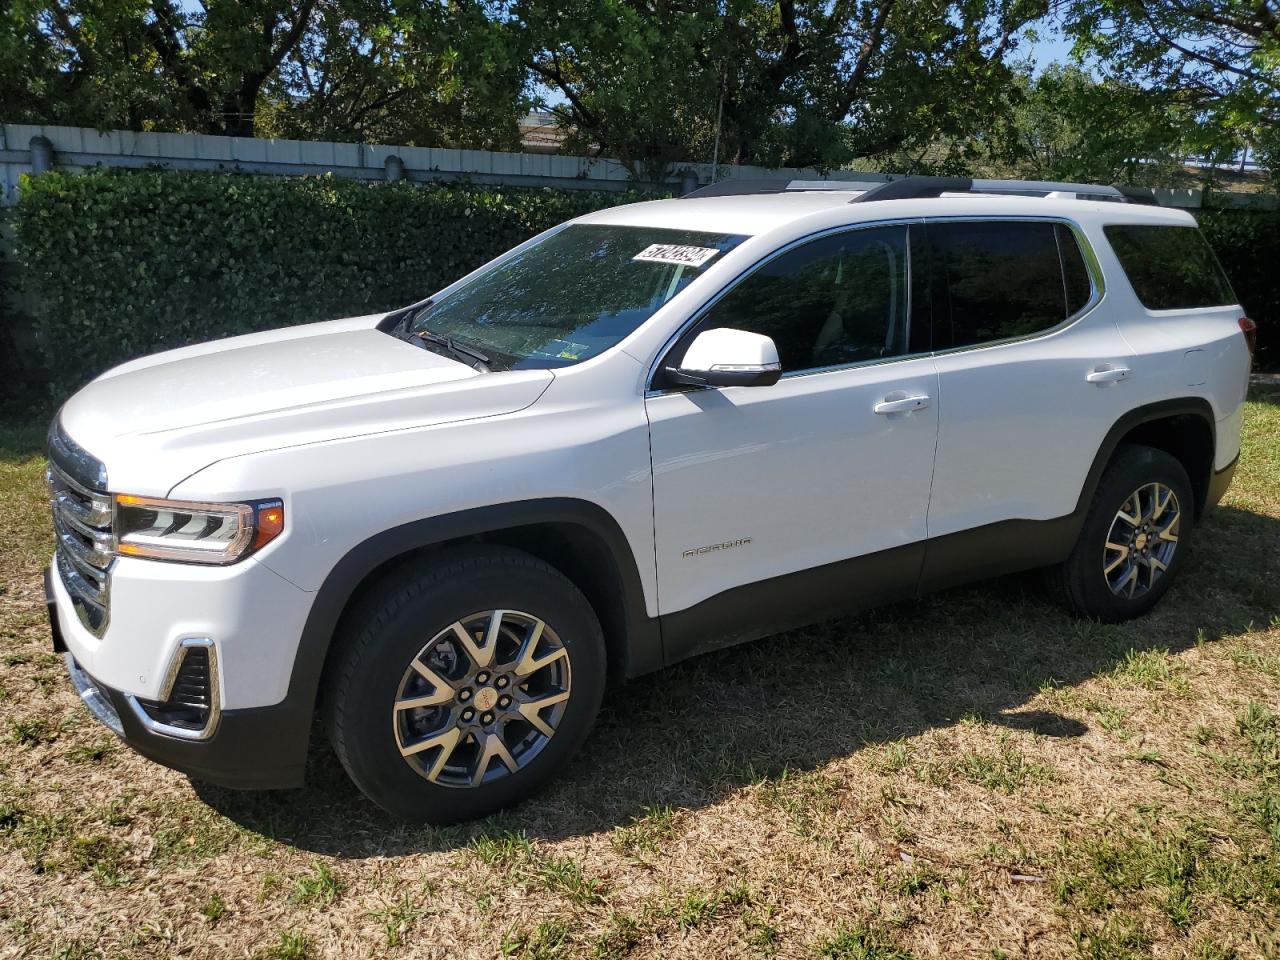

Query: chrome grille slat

[47,461,111,517]
[54,522,110,581]
[51,481,111,529]
[53,506,114,556]
[48,421,113,637]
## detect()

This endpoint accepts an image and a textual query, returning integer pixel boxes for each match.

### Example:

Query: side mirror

[667,328,782,388]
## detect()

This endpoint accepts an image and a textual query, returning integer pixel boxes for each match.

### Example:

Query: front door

[645,224,940,658]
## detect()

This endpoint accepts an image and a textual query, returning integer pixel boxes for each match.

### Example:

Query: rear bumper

[1207,453,1239,511]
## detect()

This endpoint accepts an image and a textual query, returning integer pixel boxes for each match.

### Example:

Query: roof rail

[851,176,1158,205]
[682,175,1161,204]
[683,178,886,199]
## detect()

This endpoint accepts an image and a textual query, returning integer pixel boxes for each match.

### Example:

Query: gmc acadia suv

[45,176,1254,822]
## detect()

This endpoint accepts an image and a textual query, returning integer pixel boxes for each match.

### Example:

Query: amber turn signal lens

[252,501,285,550]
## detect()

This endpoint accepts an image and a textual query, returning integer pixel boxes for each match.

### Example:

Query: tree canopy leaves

[4,1,1278,184]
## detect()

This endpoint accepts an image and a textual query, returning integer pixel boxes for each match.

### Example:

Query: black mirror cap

[666,365,782,389]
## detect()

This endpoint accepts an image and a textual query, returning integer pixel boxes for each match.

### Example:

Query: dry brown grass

[1,392,1278,960]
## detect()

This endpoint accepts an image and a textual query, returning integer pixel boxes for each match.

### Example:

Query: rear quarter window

[1104,224,1236,310]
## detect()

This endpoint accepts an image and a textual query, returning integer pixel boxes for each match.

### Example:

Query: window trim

[646,217,927,394]
[645,214,1107,395]
[924,215,1106,359]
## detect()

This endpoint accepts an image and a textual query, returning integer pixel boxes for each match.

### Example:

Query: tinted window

[931,220,1086,349]
[695,226,910,373]
[1104,224,1235,310]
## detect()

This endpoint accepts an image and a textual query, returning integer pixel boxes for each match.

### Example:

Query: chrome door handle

[874,394,931,414]
[1086,365,1131,384]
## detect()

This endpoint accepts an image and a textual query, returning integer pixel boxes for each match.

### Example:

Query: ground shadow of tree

[196,501,1279,855]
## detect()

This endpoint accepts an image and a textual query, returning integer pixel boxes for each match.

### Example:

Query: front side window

[930,220,1092,350]
[395,224,746,370]
[691,225,911,373]
[1104,224,1235,310]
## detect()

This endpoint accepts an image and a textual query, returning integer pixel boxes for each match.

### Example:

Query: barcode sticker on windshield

[632,244,721,268]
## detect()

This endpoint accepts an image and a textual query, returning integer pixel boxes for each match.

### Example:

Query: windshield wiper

[397,329,491,372]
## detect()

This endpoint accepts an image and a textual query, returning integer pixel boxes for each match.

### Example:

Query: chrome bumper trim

[64,654,124,737]
[127,639,222,741]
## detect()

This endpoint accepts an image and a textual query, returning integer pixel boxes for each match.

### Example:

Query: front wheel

[324,546,606,822]
[1049,444,1194,622]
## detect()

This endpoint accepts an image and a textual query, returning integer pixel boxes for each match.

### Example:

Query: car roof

[575,191,1198,237]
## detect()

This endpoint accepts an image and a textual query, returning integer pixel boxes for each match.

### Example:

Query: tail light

[1239,317,1257,357]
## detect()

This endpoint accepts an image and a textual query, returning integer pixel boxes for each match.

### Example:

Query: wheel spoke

[1119,563,1138,598]
[407,660,456,705]
[517,689,571,736]
[1152,485,1174,521]
[1148,555,1168,574]
[1116,497,1141,527]
[400,726,463,782]
[513,618,564,677]
[1104,542,1129,574]
[472,732,517,786]
[451,618,497,669]
[397,692,451,711]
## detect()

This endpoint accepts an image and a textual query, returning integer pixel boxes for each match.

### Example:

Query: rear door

[921,218,1136,585]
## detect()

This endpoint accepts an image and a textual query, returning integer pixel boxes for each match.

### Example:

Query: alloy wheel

[1103,482,1181,600]
[392,610,571,787]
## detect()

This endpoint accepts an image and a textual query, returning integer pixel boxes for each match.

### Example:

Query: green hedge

[15,169,654,396]
[1199,209,1280,370]
[13,170,1279,401]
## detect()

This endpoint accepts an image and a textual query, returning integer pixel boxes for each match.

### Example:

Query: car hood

[58,314,554,495]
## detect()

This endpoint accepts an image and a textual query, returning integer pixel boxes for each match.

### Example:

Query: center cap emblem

[1135,533,1149,550]
[474,687,498,711]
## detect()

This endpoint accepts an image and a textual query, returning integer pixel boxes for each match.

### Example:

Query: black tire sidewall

[328,550,606,822]
[1066,445,1195,622]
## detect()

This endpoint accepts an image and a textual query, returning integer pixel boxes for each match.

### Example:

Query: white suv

[46,176,1254,821]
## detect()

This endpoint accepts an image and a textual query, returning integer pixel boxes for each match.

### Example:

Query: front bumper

[62,649,310,790]
[48,562,315,790]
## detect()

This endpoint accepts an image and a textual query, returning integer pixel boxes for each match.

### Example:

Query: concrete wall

[5,123,1274,210]
[0,122,896,206]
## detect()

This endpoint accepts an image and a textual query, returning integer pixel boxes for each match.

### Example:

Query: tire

[324,545,606,822]
[1048,444,1195,622]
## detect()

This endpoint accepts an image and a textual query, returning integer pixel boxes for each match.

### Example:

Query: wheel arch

[1077,397,1217,523]
[280,499,660,765]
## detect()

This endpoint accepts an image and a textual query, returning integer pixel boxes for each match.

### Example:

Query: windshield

[393,224,747,371]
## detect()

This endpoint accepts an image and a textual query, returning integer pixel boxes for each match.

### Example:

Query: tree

[3,1,323,136]
[258,1,526,148]
[1006,64,1194,184]
[1058,0,1280,177]
[510,0,1050,177]
[3,0,525,145]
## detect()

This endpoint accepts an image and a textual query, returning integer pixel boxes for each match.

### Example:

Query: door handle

[1086,365,1131,384]
[874,394,931,415]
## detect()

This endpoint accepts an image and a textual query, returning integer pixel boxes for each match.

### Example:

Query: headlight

[114,495,285,565]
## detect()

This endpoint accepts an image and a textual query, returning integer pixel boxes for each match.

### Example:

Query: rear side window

[1104,224,1235,310]
[929,220,1094,350]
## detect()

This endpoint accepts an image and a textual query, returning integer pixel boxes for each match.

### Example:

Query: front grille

[47,422,114,636]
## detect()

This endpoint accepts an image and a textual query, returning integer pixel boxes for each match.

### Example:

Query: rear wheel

[325,545,606,822]
[1049,444,1194,622]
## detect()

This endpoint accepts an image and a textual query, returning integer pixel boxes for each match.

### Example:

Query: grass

[0,386,1278,958]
